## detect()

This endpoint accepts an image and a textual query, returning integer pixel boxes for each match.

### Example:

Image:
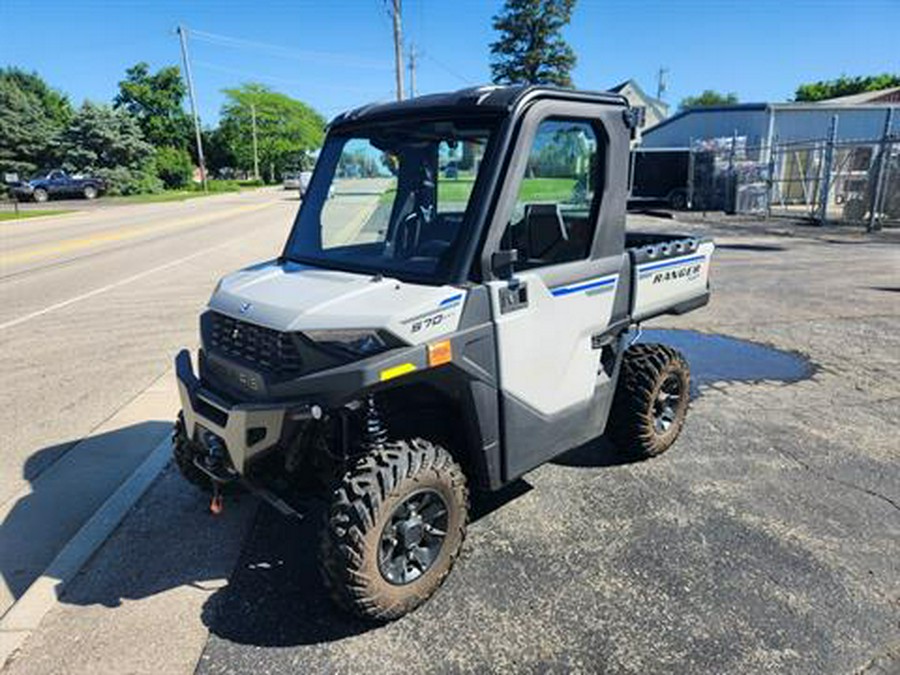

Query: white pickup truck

[173,85,714,621]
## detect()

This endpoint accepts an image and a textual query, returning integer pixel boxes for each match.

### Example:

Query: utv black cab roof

[330,85,629,128]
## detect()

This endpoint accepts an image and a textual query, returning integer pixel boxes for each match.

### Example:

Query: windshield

[284,117,497,284]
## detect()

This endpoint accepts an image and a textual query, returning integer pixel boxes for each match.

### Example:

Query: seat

[524,203,568,260]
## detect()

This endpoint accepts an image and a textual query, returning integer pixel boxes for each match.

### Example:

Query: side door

[483,101,632,480]
[46,170,66,196]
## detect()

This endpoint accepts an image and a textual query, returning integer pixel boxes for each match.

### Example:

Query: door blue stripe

[550,275,617,297]
[439,293,463,307]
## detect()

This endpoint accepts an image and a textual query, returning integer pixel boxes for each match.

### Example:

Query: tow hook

[210,482,224,515]
[193,430,237,515]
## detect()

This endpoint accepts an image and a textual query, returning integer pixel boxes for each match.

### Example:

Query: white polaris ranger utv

[174,85,715,620]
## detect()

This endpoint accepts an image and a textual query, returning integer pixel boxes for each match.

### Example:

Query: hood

[208,260,467,345]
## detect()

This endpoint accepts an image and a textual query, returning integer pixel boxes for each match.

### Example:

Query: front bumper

[175,350,320,474]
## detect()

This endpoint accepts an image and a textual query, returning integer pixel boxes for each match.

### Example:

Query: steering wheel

[394,211,421,259]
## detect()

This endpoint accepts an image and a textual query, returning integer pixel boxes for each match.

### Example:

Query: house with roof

[608,80,669,140]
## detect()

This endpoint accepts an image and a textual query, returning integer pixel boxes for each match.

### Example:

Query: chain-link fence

[679,114,898,230]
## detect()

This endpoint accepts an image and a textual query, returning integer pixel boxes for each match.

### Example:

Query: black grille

[207,312,303,376]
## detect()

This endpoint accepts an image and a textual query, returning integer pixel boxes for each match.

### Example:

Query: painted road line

[0,200,275,266]
[0,204,284,331]
[1,239,233,331]
[322,197,380,248]
[0,436,172,668]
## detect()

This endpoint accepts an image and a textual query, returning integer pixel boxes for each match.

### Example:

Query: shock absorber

[361,395,388,453]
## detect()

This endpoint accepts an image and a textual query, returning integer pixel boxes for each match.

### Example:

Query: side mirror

[491,249,519,281]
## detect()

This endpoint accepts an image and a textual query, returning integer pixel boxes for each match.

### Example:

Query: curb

[0,437,172,668]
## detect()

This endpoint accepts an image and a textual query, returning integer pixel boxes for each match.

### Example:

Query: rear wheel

[320,438,468,621]
[607,343,691,459]
[668,189,688,210]
[83,185,98,200]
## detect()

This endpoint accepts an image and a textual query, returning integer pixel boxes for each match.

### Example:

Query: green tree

[62,102,160,194]
[218,83,325,182]
[154,146,193,189]
[114,62,193,149]
[490,0,577,87]
[0,68,72,176]
[679,90,739,110]
[202,127,237,177]
[794,74,900,102]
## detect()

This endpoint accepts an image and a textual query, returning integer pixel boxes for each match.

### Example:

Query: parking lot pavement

[3,216,898,674]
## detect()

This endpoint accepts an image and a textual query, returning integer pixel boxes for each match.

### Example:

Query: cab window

[501,119,601,271]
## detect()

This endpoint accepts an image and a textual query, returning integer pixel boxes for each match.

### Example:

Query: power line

[422,52,472,85]
[189,28,391,71]
[192,60,391,95]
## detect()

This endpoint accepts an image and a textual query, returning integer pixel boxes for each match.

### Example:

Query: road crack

[775,446,900,514]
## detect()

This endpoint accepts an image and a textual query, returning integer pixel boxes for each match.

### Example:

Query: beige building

[815,85,900,105]
[609,80,670,140]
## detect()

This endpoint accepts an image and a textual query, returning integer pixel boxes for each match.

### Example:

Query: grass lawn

[375,176,577,209]
[0,209,72,221]
[111,180,263,204]
[111,190,222,204]
[518,177,577,202]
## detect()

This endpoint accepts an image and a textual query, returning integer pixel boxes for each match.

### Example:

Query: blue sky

[1,0,897,126]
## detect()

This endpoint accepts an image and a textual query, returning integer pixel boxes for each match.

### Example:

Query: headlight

[303,329,396,358]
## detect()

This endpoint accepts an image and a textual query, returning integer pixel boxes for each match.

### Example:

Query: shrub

[93,165,163,196]
[154,146,193,189]
[187,179,263,193]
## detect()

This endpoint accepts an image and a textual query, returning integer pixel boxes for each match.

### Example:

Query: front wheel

[320,438,468,621]
[32,188,48,203]
[172,412,213,492]
[607,343,691,459]
[83,185,98,200]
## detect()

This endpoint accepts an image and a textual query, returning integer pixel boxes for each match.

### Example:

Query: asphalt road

[2,207,899,674]
[0,189,299,505]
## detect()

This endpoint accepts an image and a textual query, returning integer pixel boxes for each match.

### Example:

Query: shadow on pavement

[552,436,643,468]
[200,478,533,647]
[0,421,171,613]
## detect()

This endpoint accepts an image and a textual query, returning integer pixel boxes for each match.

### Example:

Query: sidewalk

[2,468,255,675]
[0,371,180,667]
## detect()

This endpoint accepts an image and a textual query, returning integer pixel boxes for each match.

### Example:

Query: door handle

[499,281,528,314]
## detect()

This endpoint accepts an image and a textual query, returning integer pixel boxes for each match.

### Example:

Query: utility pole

[176,24,208,191]
[250,102,260,181]
[656,67,668,101]
[408,43,417,98]
[391,0,404,101]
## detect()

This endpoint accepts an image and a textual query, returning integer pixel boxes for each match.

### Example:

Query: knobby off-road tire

[173,411,213,492]
[607,343,691,459]
[320,438,469,622]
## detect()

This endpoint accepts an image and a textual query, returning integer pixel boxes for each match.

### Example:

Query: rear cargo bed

[626,233,715,321]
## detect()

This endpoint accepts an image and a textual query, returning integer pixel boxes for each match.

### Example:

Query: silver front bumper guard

[175,350,319,474]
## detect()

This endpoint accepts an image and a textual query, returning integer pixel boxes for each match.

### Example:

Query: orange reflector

[428,340,452,367]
